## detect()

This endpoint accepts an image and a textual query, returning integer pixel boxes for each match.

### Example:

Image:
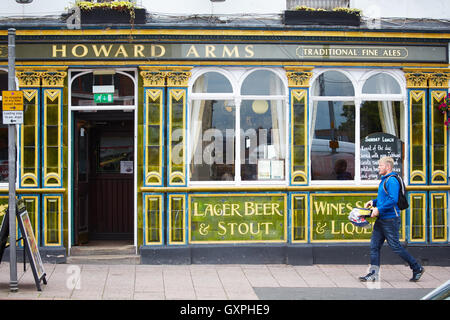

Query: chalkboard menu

[360,132,403,180]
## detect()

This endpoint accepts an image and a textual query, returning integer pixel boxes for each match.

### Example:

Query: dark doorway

[74,111,134,245]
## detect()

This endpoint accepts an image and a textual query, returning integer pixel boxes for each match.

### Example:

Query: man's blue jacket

[372,172,400,220]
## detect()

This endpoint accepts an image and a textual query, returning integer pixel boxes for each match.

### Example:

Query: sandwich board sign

[1,90,24,124]
[0,199,47,291]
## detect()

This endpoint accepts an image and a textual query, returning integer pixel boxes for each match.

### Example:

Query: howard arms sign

[0,43,446,62]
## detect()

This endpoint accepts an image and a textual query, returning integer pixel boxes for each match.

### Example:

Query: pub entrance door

[73,111,134,245]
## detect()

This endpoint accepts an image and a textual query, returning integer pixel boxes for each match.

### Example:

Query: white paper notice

[120,161,133,174]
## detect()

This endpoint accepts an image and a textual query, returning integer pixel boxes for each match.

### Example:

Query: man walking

[359,156,424,282]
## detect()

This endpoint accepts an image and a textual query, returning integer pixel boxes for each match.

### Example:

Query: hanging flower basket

[75,1,146,25]
[284,7,361,26]
[80,7,146,24]
[438,93,450,127]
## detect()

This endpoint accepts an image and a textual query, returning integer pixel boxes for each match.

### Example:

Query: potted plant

[284,6,361,26]
[74,1,146,25]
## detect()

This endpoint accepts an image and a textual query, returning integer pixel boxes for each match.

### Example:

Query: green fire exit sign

[94,93,114,103]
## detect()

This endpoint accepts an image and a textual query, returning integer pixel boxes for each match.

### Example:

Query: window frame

[188,67,289,187]
[309,69,407,186]
[69,69,137,111]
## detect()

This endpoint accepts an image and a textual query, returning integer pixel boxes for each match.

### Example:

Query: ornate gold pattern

[403,69,450,89]
[404,72,428,88]
[41,71,67,87]
[140,71,166,87]
[428,73,450,88]
[284,67,314,87]
[166,71,192,87]
[0,45,7,58]
[15,68,68,88]
[16,71,41,87]
[286,71,313,87]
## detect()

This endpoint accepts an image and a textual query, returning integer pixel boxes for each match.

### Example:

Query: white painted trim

[309,68,408,185]
[187,66,289,187]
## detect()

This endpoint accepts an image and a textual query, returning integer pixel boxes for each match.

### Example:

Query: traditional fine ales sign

[189,194,287,243]
[311,194,376,242]
[360,132,403,180]
[0,43,446,63]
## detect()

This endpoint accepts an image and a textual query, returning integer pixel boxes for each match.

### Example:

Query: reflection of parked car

[0,160,8,183]
[311,139,355,180]
[421,280,450,300]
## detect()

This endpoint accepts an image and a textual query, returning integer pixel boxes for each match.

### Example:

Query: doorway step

[67,240,139,265]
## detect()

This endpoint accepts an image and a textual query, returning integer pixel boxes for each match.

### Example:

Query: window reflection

[189,69,287,183]
[362,73,401,94]
[190,100,235,181]
[240,100,285,181]
[241,70,285,95]
[313,71,354,96]
[192,72,233,93]
[311,101,355,180]
[360,101,402,139]
[98,136,134,173]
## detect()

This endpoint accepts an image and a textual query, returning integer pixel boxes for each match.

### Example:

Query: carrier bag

[348,208,372,229]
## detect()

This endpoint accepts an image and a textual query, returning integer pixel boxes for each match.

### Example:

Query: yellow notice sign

[2,91,24,111]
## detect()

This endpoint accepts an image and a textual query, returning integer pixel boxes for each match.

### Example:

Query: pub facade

[0,9,449,264]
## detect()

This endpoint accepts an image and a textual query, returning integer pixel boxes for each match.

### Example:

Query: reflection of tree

[338,104,355,142]
[360,101,383,139]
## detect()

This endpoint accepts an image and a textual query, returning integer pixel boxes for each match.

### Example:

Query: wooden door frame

[68,68,138,253]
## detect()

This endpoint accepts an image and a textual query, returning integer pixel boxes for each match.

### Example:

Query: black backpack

[383,174,409,210]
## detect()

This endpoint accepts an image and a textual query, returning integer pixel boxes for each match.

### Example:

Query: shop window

[71,71,135,106]
[311,71,355,181]
[360,73,405,181]
[189,69,287,184]
[312,70,354,96]
[193,72,233,93]
[362,73,401,94]
[311,70,405,182]
[0,71,8,184]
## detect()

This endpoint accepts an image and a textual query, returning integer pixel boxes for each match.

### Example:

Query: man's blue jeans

[370,217,421,271]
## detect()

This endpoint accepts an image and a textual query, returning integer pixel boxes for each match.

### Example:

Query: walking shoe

[359,271,378,282]
[410,267,425,282]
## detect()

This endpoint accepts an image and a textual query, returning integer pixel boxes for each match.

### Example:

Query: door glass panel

[98,136,133,173]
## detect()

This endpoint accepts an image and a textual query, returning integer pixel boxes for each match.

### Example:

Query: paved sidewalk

[0,262,448,300]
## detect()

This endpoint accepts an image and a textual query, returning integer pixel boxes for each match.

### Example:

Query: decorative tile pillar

[166,68,192,187]
[41,70,67,188]
[285,67,313,185]
[16,69,41,188]
[404,71,428,185]
[427,72,449,185]
[140,68,166,187]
